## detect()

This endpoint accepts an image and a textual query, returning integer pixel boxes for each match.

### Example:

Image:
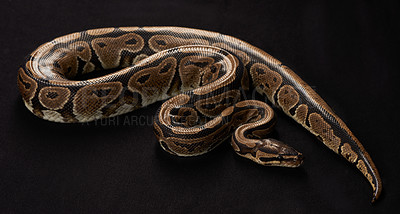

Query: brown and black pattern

[179,55,215,90]
[17,26,381,202]
[73,82,123,121]
[38,86,71,110]
[17,67,38,106]
[92,32,144,69]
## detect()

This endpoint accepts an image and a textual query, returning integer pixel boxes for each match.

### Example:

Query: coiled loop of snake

[17,26,381,202]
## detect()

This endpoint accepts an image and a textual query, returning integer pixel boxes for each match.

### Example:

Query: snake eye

[277,155,283,161]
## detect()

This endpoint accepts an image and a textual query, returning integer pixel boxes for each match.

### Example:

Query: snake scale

[17,26,382,202]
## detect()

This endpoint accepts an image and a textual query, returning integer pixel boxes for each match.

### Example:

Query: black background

[1,0,399,213]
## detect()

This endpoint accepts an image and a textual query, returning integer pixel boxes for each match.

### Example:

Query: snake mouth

[258,153,304,167]
[280,153,304,167]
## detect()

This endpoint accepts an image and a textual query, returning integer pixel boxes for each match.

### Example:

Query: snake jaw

[278,153,304,168]
[255,139,304,167]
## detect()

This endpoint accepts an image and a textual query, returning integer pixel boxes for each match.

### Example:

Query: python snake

[17,26,382,202]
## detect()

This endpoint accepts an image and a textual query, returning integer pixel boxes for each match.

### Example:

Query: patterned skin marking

[294,104,308,125]
[17,68,38,105]
[92,33,144,69]
[73,82,123,121]
[277,85,300,113]
[128,57,177,105]
[179,56,215,91]
[38,87,71,110]
[201,63,222,86]
[340,143,358,163]
[308,112,341,153]
[250,63,282,103]
[53,41,94,78]
[357,159,376,192]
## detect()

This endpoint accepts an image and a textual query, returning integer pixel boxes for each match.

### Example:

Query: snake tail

[253,65,382,201]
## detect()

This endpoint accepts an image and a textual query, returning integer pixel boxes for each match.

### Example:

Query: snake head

[253,138,304,167]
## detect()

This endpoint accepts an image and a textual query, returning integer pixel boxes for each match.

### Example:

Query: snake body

[17,26,381,202]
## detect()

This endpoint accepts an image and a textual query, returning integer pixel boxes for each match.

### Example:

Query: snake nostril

[294,154,304,162]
